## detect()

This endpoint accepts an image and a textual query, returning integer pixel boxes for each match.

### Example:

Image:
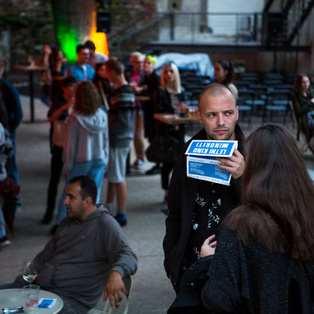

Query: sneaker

[145,165,161,175]
[115,214,127,227]
[0,236,11,247]
[131,159,145,170]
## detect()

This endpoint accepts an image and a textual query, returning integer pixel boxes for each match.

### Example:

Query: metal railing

[114,12,265,59]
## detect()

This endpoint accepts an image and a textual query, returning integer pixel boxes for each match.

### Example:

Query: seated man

[3,175,138,313]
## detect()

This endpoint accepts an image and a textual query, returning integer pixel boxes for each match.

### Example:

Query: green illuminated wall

[51,0,94,65]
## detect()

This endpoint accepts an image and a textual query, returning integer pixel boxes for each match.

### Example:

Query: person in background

[0,59,23,206]
[41,76,78,225]
[36,44,52,106]
[68,44,95,82]
[213,60,238,99]
[2,176,138,313]
[140,55,161,175]
[93,62,114,112]
[49,47,68,101]
[53,81,108,232]
[200,124,314,313]
[105,58,136,227]
[155,62,185,203]
[163,84,245,292]
[126,51,146,170]
[0,122,14,247]
[291,73,314,153]
[85,40,109,70]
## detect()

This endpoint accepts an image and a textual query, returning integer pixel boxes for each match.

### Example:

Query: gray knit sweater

[33,205,138,310]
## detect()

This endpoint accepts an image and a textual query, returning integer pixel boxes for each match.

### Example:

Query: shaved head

[198,83,235,110]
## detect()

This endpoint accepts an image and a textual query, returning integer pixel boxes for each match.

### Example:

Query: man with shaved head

[163,83,245,292]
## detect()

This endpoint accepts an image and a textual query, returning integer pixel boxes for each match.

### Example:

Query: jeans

[6,131,20,186]
[56,159,106,223]
[0,206,6,238]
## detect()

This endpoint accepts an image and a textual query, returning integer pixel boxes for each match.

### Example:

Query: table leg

[29,71,34,122]
[179,124,186,152]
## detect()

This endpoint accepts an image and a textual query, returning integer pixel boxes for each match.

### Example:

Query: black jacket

[201,226,314,313]
[163,125,245,290]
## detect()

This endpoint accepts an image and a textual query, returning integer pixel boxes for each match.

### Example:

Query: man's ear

[83,196,92,207]
[196,109,203,125]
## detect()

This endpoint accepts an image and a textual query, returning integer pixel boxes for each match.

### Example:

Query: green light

[55,24,79,65]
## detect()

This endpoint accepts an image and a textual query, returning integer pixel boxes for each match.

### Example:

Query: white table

[0,288,63,313]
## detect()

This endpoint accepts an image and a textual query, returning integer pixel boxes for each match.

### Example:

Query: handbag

[167,256,212,314]
[146,135,180,163]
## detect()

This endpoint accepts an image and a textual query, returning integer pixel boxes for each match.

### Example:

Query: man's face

[197,91,239,140]
[77,48,90,64]
[64,182,87,220]
[63,83,77,100]
[105,66,113,82]
[131,56,143,73]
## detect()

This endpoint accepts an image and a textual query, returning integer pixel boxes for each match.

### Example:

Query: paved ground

[0,76,313,313]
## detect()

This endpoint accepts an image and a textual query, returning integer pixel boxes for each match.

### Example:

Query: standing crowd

[0,43,314,313]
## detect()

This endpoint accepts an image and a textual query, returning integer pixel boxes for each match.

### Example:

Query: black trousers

[46,145,63,214]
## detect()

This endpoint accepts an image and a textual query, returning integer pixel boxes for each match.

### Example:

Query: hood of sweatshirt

[72,108,107,134]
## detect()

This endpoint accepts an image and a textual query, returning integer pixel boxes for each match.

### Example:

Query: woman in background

[213,60,238,99]
[291,73,314,153]
[200,124,314,313]
[92,62,114,112]
[54,81,108,229]
[155,62,184,202]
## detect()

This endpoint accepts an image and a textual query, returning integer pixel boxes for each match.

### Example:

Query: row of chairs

[237,85,293,128]
[237,72,297,85]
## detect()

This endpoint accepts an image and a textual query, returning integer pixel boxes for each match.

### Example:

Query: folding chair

[237,90,255,128]
[89,276,133,314]
[263,90,291,125]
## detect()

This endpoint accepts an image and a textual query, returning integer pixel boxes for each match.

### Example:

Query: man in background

[68,44,95,82]
[85,39,109,70]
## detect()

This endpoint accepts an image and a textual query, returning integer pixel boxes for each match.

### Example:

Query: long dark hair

[224,124,314,260]
[293,73,312,95]
[217,60,235,85]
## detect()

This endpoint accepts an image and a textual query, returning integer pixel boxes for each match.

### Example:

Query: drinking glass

[22,259,37,284]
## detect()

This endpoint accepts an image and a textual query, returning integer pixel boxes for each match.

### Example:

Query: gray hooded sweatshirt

[62,108,109,176]
[32,205,138,311]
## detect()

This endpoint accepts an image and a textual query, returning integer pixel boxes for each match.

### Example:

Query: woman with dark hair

[155,62,185,202]
[200,124,314,313]
[54,81,109,228]
[92,62,114,112]
[291,73,314,152]
[213,60,238,98]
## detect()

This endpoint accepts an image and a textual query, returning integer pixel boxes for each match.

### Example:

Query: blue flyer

[185,140,238,157]
[186,140,238,185]
[38,298,57,308]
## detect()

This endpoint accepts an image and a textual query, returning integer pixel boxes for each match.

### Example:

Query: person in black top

[41,76,78,224]
[163,84,245,291]
[139,55,161,175]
